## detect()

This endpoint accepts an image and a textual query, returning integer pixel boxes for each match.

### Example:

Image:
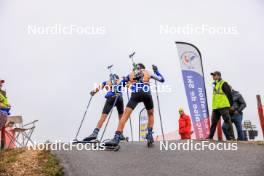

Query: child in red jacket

[178,108,192,139]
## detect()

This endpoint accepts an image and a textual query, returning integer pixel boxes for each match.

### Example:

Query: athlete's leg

[118,114,123,120]
[117,107,133,132]
[96,97,113,129]
[116,93,139,132]
[83,98,113,141]
[104,93,138,146]
[116,96,124,121]
[118,112,127,140]
[147,109,154,128]
[96,113,108,129]
[146,108,154,143]
[143,92,154,137]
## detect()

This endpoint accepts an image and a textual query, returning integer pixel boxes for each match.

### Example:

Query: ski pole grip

[129,52,135,58]
[152,65,158,72]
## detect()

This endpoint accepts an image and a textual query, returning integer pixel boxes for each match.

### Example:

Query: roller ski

[103,132,121,151]
[104,143,120,151]
[146,129,154,147]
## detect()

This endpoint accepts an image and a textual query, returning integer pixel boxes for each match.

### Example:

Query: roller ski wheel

[104,145,120,151]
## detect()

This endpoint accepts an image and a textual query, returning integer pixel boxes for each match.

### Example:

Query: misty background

[0,0,264,142]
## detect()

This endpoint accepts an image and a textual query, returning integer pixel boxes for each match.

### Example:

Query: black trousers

[209,108,235,140]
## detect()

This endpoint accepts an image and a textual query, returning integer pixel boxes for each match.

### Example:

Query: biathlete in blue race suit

[82,74,126,142]
[104,63,165,146]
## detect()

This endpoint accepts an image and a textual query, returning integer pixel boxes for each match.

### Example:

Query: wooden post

[217,118,223,140]
[0,127,5,150]
[0,111,7,150]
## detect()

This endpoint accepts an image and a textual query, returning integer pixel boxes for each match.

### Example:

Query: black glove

[152,65,158,72]
[90,90,96,96]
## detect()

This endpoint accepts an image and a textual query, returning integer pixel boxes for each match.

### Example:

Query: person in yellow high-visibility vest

[208,71,235,140]
[0,78,10,150]
[0,78,11,115]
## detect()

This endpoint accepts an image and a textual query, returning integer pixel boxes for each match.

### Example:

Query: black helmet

[137,63,145,69]
[109,74,119,80]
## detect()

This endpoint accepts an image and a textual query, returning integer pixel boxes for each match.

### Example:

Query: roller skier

[82,72,127,142]
[104,59,165,148]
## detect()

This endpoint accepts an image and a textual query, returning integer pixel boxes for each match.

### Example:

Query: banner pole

[217,119,223,140]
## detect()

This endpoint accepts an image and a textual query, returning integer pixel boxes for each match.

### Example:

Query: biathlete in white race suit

[82,74,127,142]
[104,63,165,147]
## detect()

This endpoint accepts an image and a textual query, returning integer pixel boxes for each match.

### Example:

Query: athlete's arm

[120,75,130,86]
[151,72,165,83]
[151,65,165,83]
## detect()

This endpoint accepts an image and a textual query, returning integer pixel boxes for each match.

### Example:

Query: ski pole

[129,52,136,63]
[126,87,134,141]
[107,65,115,84]
[100,95,119,142]
[129,52,138,72]
[107,64,113,71]
[74,95,93,141]
[107,65,114,77]
[154,79,165,141]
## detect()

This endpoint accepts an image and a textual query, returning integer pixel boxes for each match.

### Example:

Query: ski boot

[103,132,121,151]
[83,133,98,142]
[146,128,154,147]
[73,128,99,144]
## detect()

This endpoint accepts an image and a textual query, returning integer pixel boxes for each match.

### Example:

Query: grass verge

[0,148,64,176]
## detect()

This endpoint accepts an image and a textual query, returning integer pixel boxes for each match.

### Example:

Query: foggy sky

[0,0,264,142]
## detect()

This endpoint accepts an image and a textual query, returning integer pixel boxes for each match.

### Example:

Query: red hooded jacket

[179,113,192,135]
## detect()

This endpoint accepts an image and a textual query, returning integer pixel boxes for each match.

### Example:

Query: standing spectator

[224,87,246,140]
[208,71,235,140]
[178,107,192,139]
[0,78,11,115]
[0,78,9,150]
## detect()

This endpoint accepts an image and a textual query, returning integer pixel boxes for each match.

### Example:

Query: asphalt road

[54,141,264,176]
